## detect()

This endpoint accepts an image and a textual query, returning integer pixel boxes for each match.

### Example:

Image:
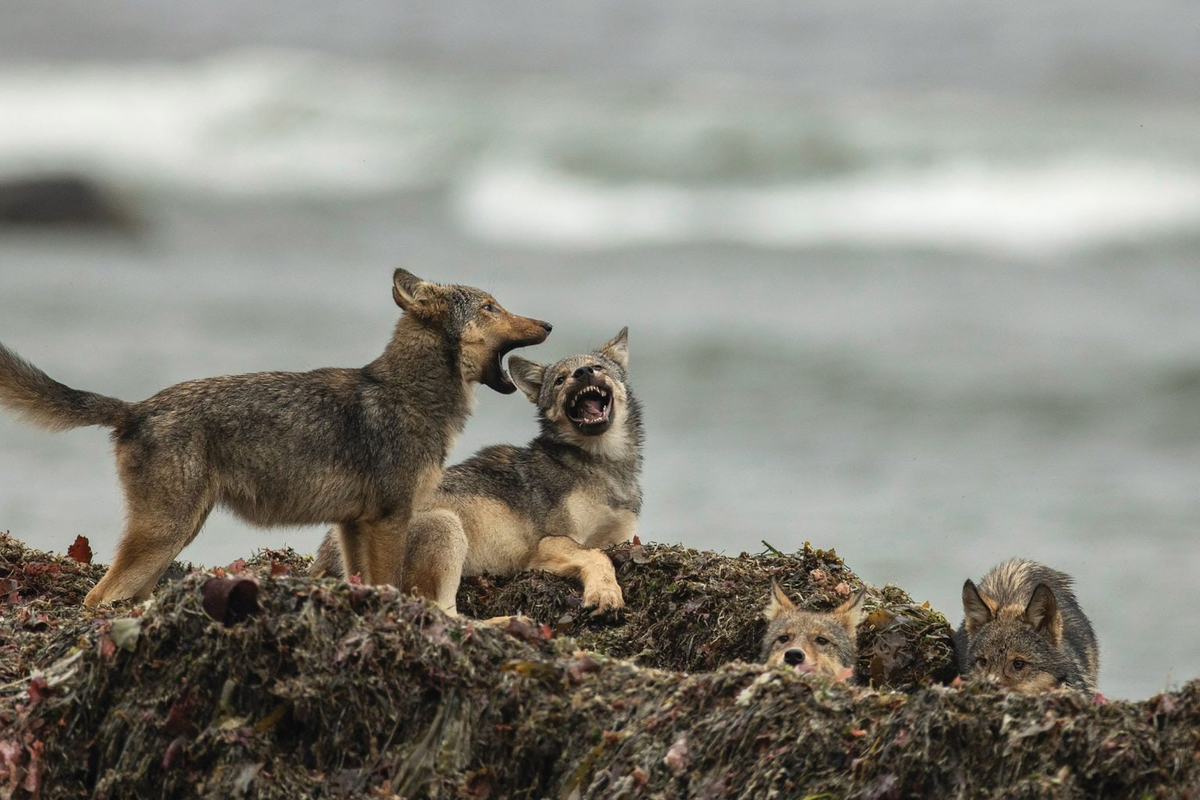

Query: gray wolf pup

[760,582,866,681]
[312,328,642,616]
[0,269,551,607]
[956,558,1099,693]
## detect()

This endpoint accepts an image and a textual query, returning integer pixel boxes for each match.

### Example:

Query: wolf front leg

[530,535,624,616]
[352,515,409,588]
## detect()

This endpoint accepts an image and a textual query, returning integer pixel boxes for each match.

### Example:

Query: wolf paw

[582,585,625,620]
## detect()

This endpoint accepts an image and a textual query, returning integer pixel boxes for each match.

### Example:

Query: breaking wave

[454,159,1200,255]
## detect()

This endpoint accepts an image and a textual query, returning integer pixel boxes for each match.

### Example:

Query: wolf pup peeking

[956,558,1099,694]
[0,269,551,606]
[761,582,867,682]
[313,328,642,617]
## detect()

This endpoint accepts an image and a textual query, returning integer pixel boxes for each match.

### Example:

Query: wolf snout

[784,648,806,666]
[573,365,597,380]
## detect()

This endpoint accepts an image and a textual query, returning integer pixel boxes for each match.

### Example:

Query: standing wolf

[956,558,1099,693]
[0,269,551,606]
[313,328,642,616]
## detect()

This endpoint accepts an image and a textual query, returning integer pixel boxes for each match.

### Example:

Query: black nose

[541,321,553,332]
[573,365,595,380]
[784,649,806,666]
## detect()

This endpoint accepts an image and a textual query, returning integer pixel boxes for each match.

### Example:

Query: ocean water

[2,2,1199,699]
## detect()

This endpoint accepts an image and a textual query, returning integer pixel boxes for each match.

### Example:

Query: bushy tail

[0,343,131,431]
[310,530,345,577]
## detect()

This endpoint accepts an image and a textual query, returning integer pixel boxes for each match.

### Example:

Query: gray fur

[0,269,551,605]
[313,329,643,615]
[955,558,1099,694]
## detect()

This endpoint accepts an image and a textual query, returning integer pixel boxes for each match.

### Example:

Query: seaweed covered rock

[459,541,957,689]
[2,534,1198,798]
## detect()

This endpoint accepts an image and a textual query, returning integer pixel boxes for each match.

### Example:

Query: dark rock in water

[0,174,134,229]
[1,533,1197,799]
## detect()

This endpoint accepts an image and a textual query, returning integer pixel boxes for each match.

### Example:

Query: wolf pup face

[959,577,1078,693]
[392,269,552,394]
[760,582,866,682]
[509,328,635,451]
[956,559,1099,694]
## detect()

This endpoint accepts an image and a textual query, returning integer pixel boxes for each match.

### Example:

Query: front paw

[582,583,624,619]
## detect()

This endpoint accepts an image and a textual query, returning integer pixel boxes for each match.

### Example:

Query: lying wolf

[761,581,867,682]
[313,328,642,616]
[0,269,550,606]
[956,558,1099,693]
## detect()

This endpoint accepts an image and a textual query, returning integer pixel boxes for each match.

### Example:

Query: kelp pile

[2,532,1198,798]
[458,541,958,689]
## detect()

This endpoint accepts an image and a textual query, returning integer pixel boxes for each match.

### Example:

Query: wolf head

[959,579,1073,693]
[760,582,865,682]
[507,328,640,459]
[391,269,552,394]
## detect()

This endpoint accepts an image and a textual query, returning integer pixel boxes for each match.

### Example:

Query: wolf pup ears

[761,581,866,682]
[956,558,1099,694]
[391,268,554,395]
[508,328,637,458]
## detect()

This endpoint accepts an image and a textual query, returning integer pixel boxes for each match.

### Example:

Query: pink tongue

[581,398,605,418]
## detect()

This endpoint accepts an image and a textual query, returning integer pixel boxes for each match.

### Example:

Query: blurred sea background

[1,1,1199,699]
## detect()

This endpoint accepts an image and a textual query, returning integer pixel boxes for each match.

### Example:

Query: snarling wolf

[312,328,642,616]
[760,582,866,681]
[956,558,1099,693]
[0,269,551,606]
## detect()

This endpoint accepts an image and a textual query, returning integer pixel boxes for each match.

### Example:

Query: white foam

[0,50,444,195]
[454,159,1200,255]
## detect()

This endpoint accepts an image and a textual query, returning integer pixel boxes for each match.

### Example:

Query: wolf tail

[0,343,131,431]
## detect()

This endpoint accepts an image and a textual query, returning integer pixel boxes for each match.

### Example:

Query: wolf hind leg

[84,491,213,607]
[403,509,467,615]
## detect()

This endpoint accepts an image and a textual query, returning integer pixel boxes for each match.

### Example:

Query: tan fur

[529,535,623,612]
[761,583,865,681]
[311,328,643,619]
[564,488,639,549]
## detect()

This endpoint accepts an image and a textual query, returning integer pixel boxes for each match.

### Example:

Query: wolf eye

[1011,659,1026,671]
[975,657,988,668]
[815,637,830,646]
[776,634,790,645]
[481,303,496,313]
[555,374,566,386]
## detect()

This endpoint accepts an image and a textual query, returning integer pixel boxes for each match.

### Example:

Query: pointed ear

[764,580,797,621]
[597,327,629,369]
[507,356,546,403]
[1024,584,1062,645]
[833,589,868,636]
[962,580,996,635]
[392,268,425,310]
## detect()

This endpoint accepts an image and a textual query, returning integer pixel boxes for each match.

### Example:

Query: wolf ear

[392,269,447,318]
[962,580,996,635]
[596,327,629,369]
[764,580,797,621]
[507,356,546,402]
[833,588,868,636]
[392,268,426,310]
[1024,583,1062,645]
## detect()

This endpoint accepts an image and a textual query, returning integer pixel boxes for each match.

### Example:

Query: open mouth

[482,342,532,395]
[566,383,614,432]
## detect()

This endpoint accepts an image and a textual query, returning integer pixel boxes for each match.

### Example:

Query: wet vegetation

[2,532,1197,798]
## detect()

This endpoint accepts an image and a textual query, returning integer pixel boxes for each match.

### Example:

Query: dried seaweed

[1,533,1197,799]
